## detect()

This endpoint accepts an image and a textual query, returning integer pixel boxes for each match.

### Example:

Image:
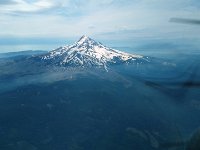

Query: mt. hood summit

[41,35,148,69]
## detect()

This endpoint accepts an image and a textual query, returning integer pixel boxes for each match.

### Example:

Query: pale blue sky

[0,0,200,52]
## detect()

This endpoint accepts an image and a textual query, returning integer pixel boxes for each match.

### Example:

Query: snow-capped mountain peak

[76,35,102,48]
[41,35,146,70]
[77,35,91,45]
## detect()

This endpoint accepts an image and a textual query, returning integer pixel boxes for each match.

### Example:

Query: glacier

[40,35,148,70]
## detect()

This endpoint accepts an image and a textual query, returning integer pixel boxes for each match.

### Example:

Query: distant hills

[0,50,48,58]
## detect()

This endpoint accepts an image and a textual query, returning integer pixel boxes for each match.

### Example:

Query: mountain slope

[40,35,148,70]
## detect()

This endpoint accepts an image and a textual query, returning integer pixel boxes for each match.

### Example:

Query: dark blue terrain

[0,50,200,150]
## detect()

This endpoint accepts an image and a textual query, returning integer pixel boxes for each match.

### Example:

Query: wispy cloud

[0,0,59,13]
[0,0,200,46]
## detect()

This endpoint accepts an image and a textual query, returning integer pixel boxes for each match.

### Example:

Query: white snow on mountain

[41,35,145,70]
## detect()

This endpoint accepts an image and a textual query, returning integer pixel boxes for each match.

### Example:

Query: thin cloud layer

[0,0,58,13]
[0,0,200,44]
